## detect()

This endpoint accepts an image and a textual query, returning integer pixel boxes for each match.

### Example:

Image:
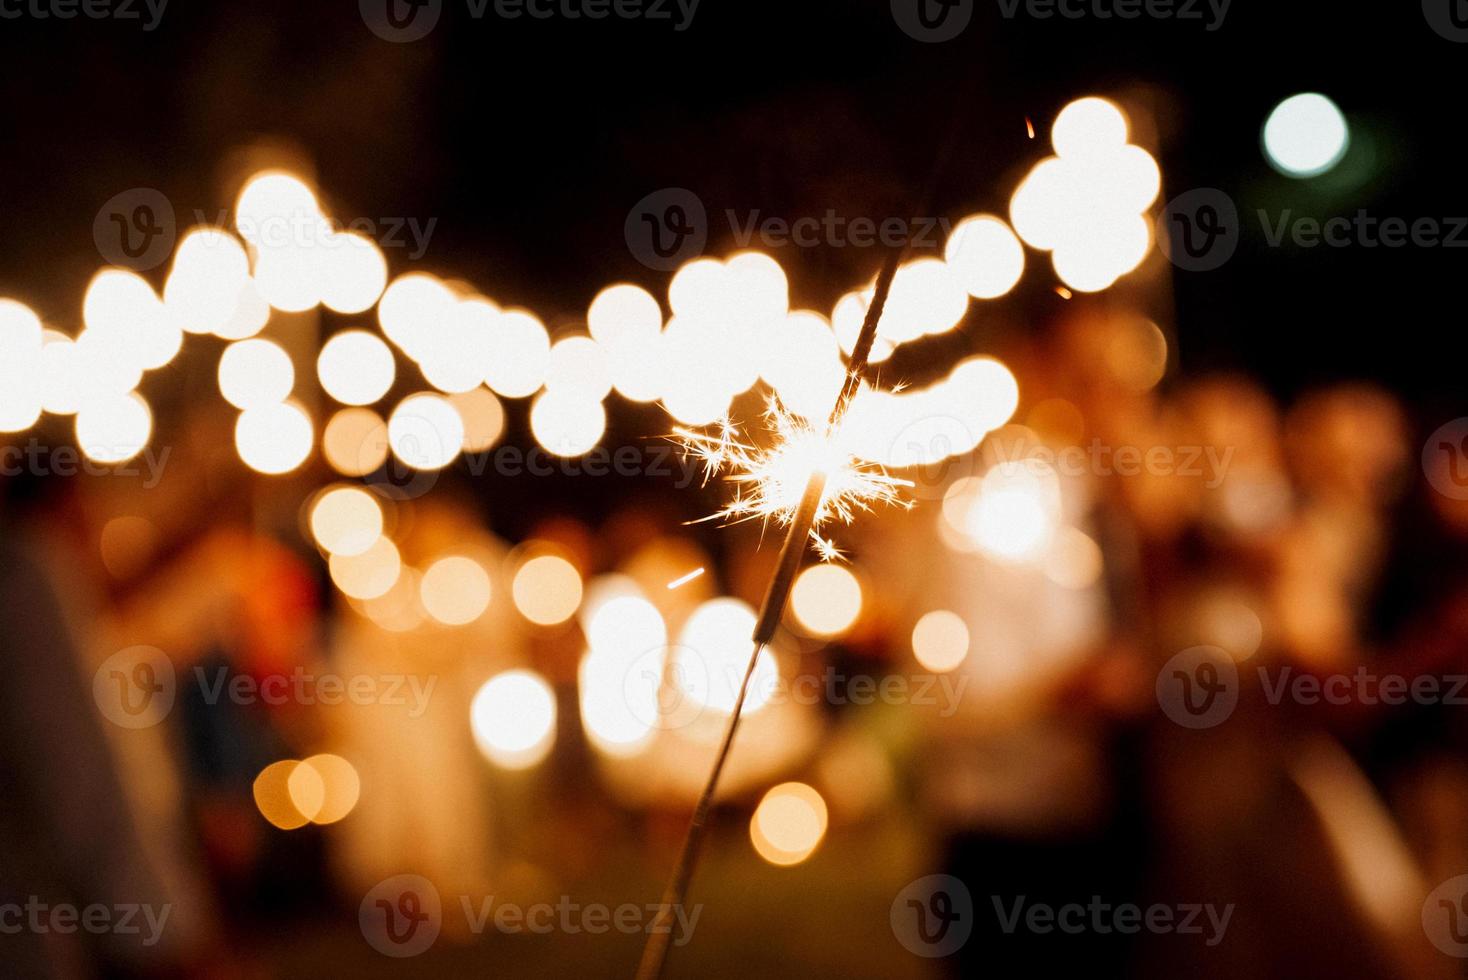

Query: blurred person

[0,464,215,977]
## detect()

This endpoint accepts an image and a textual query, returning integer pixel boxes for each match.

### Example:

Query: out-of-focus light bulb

[317,330,396,406]
[218,338,294,409]
[1263,92,1349,178]
[470,670,557,770]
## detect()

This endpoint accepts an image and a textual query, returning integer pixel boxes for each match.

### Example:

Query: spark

[674,396,911,561]
[666,567,706,590]
[1054,286,1073,300]
[1025,117,1036,139]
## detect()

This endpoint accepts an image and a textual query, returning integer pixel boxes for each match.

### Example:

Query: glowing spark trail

[666,567,705,590]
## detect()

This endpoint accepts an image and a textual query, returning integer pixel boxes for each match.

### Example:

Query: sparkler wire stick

[635,248,905,980]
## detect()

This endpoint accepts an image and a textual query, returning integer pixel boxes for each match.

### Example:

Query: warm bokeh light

[83,268,180,371]
[323,407,390,476]
[235,400,314,475]
[420,554,493,626]
[253,760,309,831]
[235,171,320,247]
[579,595,668,755]
[165,227,252,335]
[218,338,294,410]
[789,564,863,638]
[329,535,402,600]
[1044,526,1105,590]
[545,336,612,400]
[0,300,43,432]
[420,299,497,395]
[449,387,505,452]
[1051,96,1129,160]
[317,330,396,406]
[1010,98,1159,293]
[75,391,152,464]
[483,309,551,399]
[530,389,607,458]
[309,486,383,557]
[911,610,970,673]
[294,754,361,825]
[512,554,583,626]
[760,311,844,422]
[470,669,557,770]
[388,393,464,471]
[588,283,664,400]
[674,598,777,716]
[286,758,326,822]
[750,782,828,867]
[214,280,271,342]
[378,272,457,363]
[319,232,388,314]
[945,214,1025,299]
[1263,92,1349,178]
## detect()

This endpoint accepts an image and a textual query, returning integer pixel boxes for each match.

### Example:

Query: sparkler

[674,396,913,564]
[635,248,907,980]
